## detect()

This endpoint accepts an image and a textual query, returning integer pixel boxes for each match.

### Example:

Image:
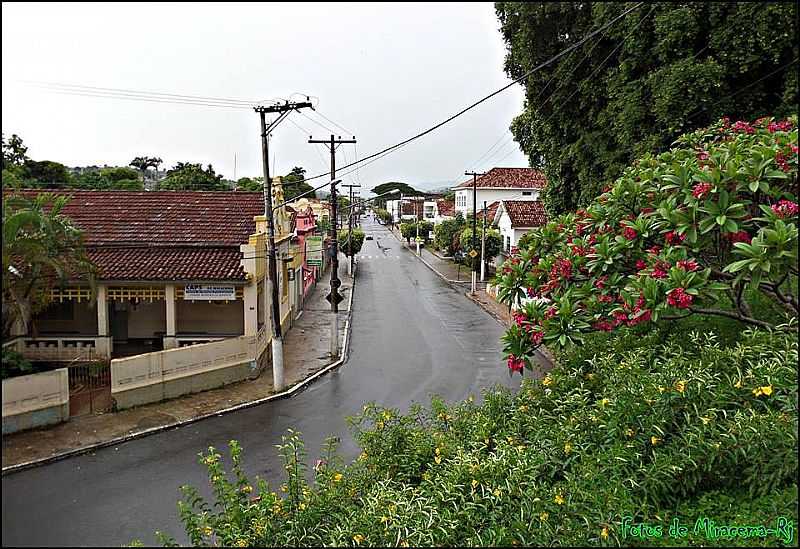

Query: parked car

[365,234,374,240]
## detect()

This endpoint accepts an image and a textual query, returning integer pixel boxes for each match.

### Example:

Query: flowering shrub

[496,116,798,373]
[150,327,797,546]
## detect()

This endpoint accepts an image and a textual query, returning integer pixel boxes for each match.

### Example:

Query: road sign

[325,292,345,305]
[468,249,478,258]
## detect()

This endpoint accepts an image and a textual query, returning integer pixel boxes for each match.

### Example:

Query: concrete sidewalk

[2,264,354,471]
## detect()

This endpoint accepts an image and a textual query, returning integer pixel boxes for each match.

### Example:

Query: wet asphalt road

[1,219,523,547]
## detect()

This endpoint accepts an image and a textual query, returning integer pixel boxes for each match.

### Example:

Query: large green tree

[158,162,227,191]
[370,182,421,209]
[496,1,798,214]
[2,193,97,337]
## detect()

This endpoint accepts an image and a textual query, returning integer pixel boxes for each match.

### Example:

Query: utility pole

[481,200,487,282]
[464,171,485,294]
[342,183,361,276]
[309,134,356,358]
[254,100,312,391]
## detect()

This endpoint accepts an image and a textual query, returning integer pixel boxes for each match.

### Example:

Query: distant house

[429,198,455,224]
[493,200,548,254]
[453,168,547,217]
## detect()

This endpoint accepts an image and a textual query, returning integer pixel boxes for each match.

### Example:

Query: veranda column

[96,284,111,358]
[164,284,177,349]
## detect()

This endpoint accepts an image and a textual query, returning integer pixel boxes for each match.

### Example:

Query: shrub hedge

[153,324,798,547]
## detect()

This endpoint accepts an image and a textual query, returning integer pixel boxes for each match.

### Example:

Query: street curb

[1,264,359,476]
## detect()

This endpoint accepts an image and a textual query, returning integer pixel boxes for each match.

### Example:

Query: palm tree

[2,193,97,338]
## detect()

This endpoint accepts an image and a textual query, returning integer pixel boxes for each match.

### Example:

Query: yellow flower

[298,502,306,510]
[382,410,392,420]
[235,539,247,547]
[657,385,666,393]
[599,398,610,407]
[493,488,501,497]
[761,385,773,396]
[435,447,441,455]
[472,479,479,488]
[202,526,213,537]
[564,442,572,455]
[554,493,565,505]
[358,452,367,461]
[376,421,384,429]
[700,416,711,425]
[651,436,661,446]
[353,534,364,544]
[380,516,389,524]
[539,512,549,521]
[734,379,742,389]
[601,526,609,539]
[241,485,253,494]
[518,405,528,412]
[434,455,442,464]
[624,428,634,437]
[675,380,687,393]
[400,541,409,547]
[584,372,595,380]
[333,473,343,483]
[542,375,553,386]
[280,484,288,492]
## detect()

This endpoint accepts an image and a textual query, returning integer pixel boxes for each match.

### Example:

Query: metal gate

[68,362,112,416]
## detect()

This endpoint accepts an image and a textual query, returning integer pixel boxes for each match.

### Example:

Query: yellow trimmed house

[3,178,318,424]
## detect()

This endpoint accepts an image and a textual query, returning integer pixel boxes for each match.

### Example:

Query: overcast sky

[2,2,528,194]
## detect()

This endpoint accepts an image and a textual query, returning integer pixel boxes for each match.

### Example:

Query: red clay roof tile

[455,168,547,190]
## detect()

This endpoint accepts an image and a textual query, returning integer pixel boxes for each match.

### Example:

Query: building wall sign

[183,284,237,301]
[307,236,324,266]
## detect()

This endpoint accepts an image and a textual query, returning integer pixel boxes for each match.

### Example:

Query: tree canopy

[496,1,799,214]
[158,162,227,191]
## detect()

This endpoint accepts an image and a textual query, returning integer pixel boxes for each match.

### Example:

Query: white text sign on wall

[183,284,236,300]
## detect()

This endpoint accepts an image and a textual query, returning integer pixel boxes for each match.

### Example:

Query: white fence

[2,368,69,419]
[111,326,268,397]
[6,336,110,361]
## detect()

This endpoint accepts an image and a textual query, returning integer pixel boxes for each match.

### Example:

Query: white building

[453,168,546,217]
[493,200,548,254]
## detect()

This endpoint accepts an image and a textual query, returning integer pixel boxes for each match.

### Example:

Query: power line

[299,1,645,184]
[312,109,353,135]
[28,87,256,110]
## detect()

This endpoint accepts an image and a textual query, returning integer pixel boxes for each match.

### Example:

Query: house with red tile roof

[492,200,548,254]
[453,167,547,217]
[5,182,310,370]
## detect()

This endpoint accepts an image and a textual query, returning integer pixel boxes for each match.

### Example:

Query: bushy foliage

[157,327,798,547]
[158,162,227,191]
[338,228,365,257]
[1,347,33,379]
[496,117,798,372]
[433,213,466,256]
[497,2,798,213]
[373,208,392,225]
[458,226,503,271]
[399,222,416,243]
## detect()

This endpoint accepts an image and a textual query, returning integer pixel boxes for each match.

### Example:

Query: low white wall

[111,326,268,409]
[2,368,70,434]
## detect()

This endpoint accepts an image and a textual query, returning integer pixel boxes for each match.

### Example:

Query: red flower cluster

[529,328,544,346]
[696,150,710,162]
[544,306,558,319]
[651,260,671,279]
[767,120,793,133]
[665,231,686,245]
[667,288,693,309]
[677,259,700,272]
[526,287,537,298]
[550,258,573,280]
[598,294,614,303]
[571,244,587,256]
[594,276,608,289]
[692,182,713,199]
[771,200,798,218]
[513,312,526,326]
[732,121,755,134]
[647,245,661,255]
[723,230,751,244]
[593,320,614,332]
[622,226,637,240]
[636,259,647,271]
[775,152,790,172]
[507,354,524,373]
